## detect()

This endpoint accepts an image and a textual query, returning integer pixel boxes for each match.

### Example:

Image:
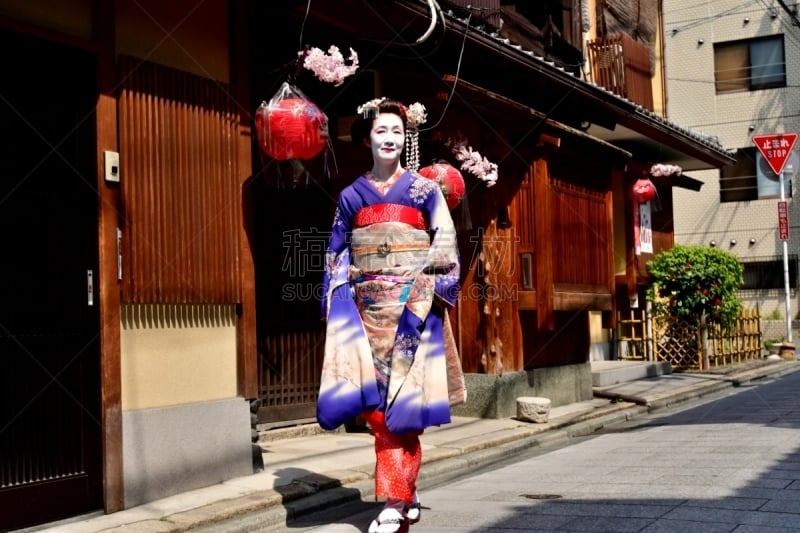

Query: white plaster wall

[121,304,238,411]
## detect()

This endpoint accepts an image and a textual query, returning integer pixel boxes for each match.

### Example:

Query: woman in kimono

[317,98,465,533]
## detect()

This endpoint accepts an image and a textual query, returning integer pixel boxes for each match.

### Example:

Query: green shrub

[646,244,743,328]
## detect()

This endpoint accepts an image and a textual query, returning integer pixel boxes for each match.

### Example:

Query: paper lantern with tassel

[418,161,466,209]
[254,82,328,161]
[632,178,656,203]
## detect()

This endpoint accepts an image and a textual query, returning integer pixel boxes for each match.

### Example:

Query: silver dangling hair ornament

[404,102,427,172]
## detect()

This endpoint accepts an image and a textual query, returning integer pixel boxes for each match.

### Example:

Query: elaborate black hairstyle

[349,98,408,145]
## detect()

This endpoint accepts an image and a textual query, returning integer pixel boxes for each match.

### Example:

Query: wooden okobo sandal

[404,502,421,524]
[368,507,407,533]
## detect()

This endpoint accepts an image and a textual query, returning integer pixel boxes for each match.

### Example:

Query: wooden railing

[616,309,647,360]
[707,308,763,367]
[618,308,763,370]
[587,34,654,111]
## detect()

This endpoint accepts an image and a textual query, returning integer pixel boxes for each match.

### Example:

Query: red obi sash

[354,203,427,230]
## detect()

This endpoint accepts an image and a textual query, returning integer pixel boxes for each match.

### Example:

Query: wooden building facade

[0,0,733,529]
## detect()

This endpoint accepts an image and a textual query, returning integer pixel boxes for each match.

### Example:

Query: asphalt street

[275,370,800,532]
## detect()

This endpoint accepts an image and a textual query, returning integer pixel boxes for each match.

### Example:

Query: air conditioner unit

[756,151,798,197]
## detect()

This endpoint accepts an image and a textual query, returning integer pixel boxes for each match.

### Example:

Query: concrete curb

[180,406,655,533]
[594,379,733,409]
[593,360,800,409]
[139,362,800,532]
[726,360,800,384]
[187,404,650,533]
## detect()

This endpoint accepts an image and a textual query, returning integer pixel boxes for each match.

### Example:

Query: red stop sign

[753,133,798,175]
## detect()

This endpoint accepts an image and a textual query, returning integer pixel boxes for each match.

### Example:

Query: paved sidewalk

[26,359,800,533]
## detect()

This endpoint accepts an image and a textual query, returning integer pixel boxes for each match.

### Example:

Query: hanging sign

[753,133,798,175]
[778,201,789,240]
[639,202,653,254]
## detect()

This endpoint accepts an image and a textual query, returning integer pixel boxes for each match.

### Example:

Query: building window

[714,35,786,93]
[720,147,792,202]
[741,257,797,290]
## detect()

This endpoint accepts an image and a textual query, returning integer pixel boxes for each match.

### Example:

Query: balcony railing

[587,34,654,111]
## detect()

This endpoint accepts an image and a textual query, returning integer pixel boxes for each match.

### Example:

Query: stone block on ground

[516,396,551,423]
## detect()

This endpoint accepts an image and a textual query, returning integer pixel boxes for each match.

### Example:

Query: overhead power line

[775,0,800,26]
[669,0,760,35]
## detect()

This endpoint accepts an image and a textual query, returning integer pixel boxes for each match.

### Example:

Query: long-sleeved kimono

[317,170,466,435]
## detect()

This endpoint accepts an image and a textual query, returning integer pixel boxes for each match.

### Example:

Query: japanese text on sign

[759,138,791,160]
[779,201,789,240]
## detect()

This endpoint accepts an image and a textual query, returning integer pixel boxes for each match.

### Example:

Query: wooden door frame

[231,0,258,400]
[0,2,123,515]
[93,0,123,513]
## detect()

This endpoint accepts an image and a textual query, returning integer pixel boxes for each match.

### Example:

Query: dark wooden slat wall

[516,168,535,245]
[551,179,611,287]
[118,56,241,303]
[621,33,655,111]
[533,158,555,330]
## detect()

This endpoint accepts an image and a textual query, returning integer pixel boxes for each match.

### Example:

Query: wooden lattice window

[118,56,242,303]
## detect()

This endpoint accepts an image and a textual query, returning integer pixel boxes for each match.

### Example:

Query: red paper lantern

[419,162,466,209]
[255,97,328,161]
[632,178,656,203]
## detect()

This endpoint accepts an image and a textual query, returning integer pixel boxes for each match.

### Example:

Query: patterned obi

[349,219,431,273]
[354,203,427,231]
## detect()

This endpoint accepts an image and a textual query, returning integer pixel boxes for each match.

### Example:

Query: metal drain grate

[522,494,562,500]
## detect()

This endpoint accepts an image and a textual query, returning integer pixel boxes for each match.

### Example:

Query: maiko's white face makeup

[369,113,405,164]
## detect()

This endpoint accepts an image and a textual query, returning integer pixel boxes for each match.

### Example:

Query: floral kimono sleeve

[320,202,351,319]
[317,193,380,430]
[425,184,460,307]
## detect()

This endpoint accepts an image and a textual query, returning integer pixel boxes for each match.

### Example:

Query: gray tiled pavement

[286,361,800,532]
[25,359,800,533]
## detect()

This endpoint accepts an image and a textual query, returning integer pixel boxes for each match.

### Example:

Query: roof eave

[397,0,735,171]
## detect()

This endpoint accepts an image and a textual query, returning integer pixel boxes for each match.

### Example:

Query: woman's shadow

[275,466,423,532]
[272,466,379,532]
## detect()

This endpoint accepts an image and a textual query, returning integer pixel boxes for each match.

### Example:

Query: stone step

[590,360,672,387]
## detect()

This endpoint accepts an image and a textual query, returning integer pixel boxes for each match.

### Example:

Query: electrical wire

[667,0,760,34]
[665,0,800,129]
[421,12,471,132]
[417,0,440,43]
[756,0,800,50]
[297,0,312,50]
[352,0,447,62]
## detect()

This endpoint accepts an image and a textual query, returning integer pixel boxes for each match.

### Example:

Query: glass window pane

[750,37,785,89]
[756,152,792,198]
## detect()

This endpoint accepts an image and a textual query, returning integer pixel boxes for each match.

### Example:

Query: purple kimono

[317,170,465,434]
